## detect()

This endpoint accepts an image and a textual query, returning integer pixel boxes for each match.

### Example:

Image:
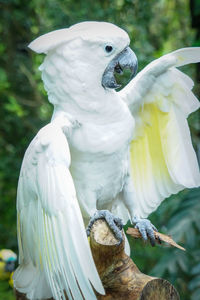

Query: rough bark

[90,219,179,300]
[15,219,180,300]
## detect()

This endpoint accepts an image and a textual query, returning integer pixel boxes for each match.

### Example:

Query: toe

[104,215,123,242]
[87,210,123,244]
[115,230,123,245]
[152,224,158,232]
[146,226,156,246]
[86,228,90,237]
[134,219,157,246]
[114,217,123,230]
[136,224,148,241]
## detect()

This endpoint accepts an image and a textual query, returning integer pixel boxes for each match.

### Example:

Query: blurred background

[0,0,200,299]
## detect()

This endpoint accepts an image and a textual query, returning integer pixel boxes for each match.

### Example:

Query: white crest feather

[28,21,129,54]
[28,28,70,54]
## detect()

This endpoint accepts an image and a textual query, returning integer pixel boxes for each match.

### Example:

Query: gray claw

[114,217,123,231]
[152,224,158,232]
[87,210,123,244]
[134,219,156,247]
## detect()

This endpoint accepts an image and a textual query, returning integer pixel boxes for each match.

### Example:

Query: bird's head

[29,21,138,108]
[0,249,17,280]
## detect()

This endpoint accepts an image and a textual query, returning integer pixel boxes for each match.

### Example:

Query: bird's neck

[51,88,119,123]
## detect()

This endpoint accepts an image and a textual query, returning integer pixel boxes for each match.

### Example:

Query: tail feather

[14,263,53,300]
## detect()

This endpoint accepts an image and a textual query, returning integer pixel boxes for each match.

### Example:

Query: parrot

[0,249,17,281]
[13,21,200,300]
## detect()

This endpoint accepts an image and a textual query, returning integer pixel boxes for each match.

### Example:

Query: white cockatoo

[14,21,200,300]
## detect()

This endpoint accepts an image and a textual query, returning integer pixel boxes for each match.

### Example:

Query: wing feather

[121,48,200,218]
[14,120,104,300]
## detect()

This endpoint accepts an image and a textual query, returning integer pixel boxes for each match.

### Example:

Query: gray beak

[102,47,138,89]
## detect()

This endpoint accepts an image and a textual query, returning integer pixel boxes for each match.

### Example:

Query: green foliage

[0,281,15,300]
[126,188,200,299]
[0,0,199,299]
[152,189,200,299]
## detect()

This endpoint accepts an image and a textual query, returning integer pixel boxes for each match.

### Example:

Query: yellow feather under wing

[158,102,200,187]
[130,101,200,218]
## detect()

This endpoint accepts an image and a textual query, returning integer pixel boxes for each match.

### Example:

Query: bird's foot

[86,210,123,244]
[133,218,158,246]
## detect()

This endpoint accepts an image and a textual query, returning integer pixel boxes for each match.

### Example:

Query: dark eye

[105,45,113,53]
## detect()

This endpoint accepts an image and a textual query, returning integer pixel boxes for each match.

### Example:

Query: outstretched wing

[14,118,104,300]
[120,48,200,218]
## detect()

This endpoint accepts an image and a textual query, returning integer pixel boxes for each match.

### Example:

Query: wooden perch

[90,219,180,300]
[15,220,180,300]
[126,227,185,251]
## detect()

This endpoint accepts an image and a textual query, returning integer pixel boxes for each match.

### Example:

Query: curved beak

[102,46,138,89]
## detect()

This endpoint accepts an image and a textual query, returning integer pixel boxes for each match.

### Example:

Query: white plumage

[14,21,200,299]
